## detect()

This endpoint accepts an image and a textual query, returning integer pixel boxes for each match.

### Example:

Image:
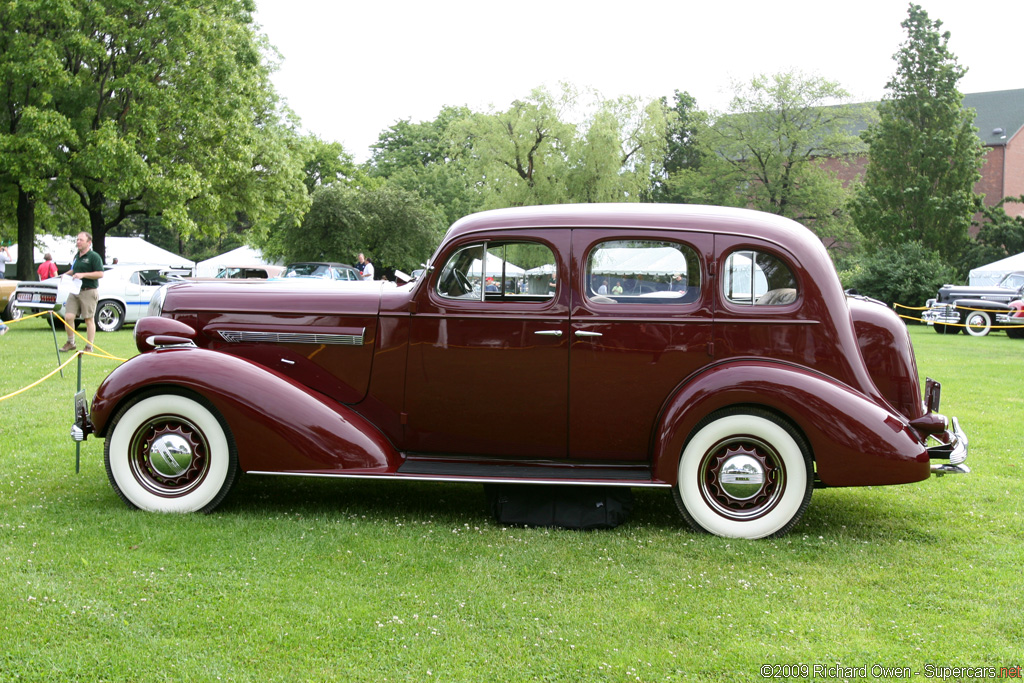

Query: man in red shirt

[37,253,58,280]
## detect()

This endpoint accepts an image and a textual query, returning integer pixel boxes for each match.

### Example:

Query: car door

[124,269,166,323]
[568,229,714,462]
[403,233,571,460]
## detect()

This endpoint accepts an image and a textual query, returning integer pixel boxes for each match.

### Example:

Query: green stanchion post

[75,351,82,474]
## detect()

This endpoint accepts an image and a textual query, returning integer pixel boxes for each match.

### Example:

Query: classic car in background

[179,264,284,281]
[278,262,361,281]
[14,265,184,332]
[77,204,968,539]
[1,279,21,322]
[922,270,1024,336]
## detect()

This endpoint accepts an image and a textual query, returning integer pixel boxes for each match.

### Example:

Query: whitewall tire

[105,391,238,513]
[963,310,991,337]
[673,409,813,539]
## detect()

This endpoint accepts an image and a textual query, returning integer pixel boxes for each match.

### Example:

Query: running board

[248,460,668,488]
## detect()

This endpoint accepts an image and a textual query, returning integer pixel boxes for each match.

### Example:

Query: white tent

[106,237,194,269]
[8,235,193,269]
[590,247,688,276]
[8,235,77,265]
[468,253,525,278]
[194,246,278,277]
[969,251,1024,286]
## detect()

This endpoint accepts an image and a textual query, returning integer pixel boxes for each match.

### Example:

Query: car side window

[437,241,556,302]
[586,240,701,303]
[723,250,798,306]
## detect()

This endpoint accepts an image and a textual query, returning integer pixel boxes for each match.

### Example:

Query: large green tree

[671,70,869,247]
[850,4,984,265]
[2,0,306,263]
[0,0,76,278]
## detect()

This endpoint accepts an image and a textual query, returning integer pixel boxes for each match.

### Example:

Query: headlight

[147,284,168,317]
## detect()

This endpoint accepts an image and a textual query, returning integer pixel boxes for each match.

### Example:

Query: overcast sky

[253,0,1024,162]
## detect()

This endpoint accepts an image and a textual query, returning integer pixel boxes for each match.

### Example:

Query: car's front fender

[91,348,400,474]
[651,360,931,487]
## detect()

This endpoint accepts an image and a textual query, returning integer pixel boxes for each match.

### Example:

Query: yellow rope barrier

[894,301,1024,329]
[0,309,128,403]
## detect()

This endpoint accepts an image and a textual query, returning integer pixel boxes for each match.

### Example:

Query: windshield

[999,272,1024,290]
[282,264,331,279]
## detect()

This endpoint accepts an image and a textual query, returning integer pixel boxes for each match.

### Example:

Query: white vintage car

[14,264,185,332]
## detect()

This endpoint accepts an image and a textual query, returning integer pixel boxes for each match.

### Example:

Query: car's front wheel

[95,300,125,332]
[673,409,813,539]
[105,391,239,513]
[962,309,992,337]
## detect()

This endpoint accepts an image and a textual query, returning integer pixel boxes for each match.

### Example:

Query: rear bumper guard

[928,416,969,476]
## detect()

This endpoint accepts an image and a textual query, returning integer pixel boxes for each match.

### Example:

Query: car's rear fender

[91,348,400,473]
[651,360,931,487]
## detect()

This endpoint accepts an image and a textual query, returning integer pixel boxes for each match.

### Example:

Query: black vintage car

[922,271,1024,336]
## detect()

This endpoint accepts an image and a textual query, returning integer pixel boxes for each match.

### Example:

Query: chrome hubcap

[699,438,785,521]
[719,453,765,500]
[149,433,194,478]
[130,417,209,496]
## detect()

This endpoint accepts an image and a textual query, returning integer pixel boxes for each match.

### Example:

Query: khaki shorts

[65,288,99,320]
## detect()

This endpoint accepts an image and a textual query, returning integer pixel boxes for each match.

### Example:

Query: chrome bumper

[928,417,969,476]
[921,304,958,326]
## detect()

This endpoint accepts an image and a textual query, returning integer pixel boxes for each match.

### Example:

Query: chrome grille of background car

[217,330,365,346]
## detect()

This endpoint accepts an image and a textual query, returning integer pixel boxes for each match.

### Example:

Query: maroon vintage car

[77,204,968,538]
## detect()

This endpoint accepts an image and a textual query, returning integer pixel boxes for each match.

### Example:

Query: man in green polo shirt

[61,231,104,353]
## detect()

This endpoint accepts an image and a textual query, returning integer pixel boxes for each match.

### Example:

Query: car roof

[444,203,810,243]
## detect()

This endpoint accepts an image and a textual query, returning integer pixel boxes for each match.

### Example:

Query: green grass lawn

[1,315,1021,681]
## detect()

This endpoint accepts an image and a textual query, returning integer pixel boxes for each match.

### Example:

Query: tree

[266,183,445,274]
[673,70,869,247]
[959,196,1024,273]
[455,86,576,207]
[850,4,984,265]
[366,106,481,226]
[454,85,669,208]
[845,240,957,308]
[367,106,471,179]
[53,0,306,259]
[300,134,358,195]
[0,0,76,279]
[650,90,707,203]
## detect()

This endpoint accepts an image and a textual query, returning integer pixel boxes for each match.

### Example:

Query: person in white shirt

[358,253,374,280]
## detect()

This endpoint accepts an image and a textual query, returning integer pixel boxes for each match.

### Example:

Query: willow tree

[455,85,669,208]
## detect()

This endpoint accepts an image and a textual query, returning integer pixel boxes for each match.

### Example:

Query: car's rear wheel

[105,391,239,513]
[673,409,813,539]
[95,299,125,332]
[963,309,992,337]
[2,297,22,322]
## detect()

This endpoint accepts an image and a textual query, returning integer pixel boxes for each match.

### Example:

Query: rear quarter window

[722,250,798,306]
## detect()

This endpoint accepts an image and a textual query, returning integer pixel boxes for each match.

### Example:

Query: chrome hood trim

[218,329,365,346]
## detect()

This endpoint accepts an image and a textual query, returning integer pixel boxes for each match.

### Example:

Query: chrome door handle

[534,330,563,337]
[574,331,603,338]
